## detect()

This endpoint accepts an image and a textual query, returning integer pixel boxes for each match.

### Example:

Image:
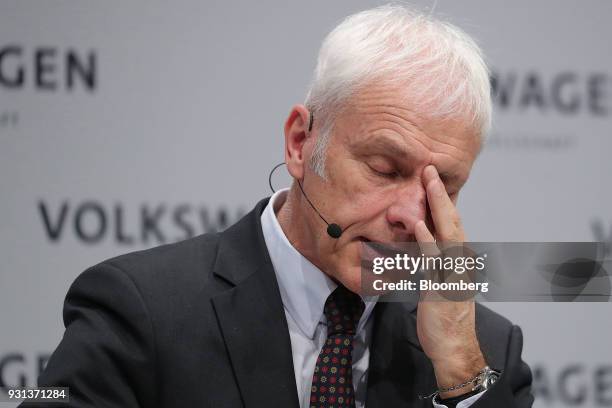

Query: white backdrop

[1,1,611,406]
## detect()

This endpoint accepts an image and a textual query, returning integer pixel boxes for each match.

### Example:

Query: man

[23,5,532,408]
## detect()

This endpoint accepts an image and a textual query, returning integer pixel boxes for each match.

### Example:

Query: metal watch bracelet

[420,366,502,400]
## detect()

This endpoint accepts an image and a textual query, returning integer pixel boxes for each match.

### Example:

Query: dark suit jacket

[22,198,533,407]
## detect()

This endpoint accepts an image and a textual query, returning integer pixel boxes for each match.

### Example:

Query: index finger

[422,165,463,242]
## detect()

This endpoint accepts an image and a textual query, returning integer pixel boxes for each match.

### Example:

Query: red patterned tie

[309,285,365,408]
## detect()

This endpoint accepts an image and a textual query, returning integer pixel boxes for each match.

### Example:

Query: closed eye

[365,156,402,180]
[368,165,400,179]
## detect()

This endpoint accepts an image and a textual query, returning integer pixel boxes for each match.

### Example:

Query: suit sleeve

[471,325,534,407]
[19,262,157,408]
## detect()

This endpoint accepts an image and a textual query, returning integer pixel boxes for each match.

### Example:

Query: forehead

[332,83,481,178]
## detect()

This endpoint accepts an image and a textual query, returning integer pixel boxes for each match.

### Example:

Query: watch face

[484,372,500,388]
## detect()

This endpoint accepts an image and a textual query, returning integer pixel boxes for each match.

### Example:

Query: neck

[276,182,323,267]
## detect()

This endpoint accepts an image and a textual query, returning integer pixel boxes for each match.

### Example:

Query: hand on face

[414,164,486,399]
[415,164,464,243]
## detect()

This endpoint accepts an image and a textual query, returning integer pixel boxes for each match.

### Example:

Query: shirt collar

[261,188,377,339]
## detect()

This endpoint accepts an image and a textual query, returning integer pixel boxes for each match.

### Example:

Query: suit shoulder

[94,233,222,293]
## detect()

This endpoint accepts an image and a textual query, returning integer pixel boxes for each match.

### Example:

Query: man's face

[300,82,481,293]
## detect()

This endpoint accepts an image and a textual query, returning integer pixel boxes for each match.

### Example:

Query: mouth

[357,236,408,260]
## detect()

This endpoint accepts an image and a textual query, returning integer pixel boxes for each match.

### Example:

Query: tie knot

[324,285,365,336]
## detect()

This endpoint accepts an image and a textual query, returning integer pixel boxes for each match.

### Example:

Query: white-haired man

[25,5,533,408]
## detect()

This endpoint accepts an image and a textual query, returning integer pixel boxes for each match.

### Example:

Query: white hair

[304,4,492,178]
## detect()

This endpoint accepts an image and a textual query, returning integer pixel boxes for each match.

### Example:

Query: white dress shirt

[261,188,484,408]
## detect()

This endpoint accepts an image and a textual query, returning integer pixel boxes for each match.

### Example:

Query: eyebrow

[359,136,410,159]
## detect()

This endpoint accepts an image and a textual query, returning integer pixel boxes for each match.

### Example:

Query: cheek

[326,159,399,225]
[340,182,397,222]
[334,170,389,213]
[333,193,386,227]
[332,239,364,272]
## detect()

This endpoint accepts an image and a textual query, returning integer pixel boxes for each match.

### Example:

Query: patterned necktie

[309,285,365,408]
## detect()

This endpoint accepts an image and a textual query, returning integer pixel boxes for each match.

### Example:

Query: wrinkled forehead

[334,82,482,157]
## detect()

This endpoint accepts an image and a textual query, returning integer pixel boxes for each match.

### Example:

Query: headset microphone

[268,162,343,239]
[296,179,343,239]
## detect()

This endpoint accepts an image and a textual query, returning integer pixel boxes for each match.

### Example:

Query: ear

[284,104,312,180]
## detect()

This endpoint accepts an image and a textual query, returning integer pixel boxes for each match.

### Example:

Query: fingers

[414,220,443,301]
[415,220,440,256]
[422,165,464,242]
[415,220,434,242]
[415,220,441,287]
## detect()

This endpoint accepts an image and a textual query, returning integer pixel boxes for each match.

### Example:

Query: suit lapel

[211,198,300,408]
[366,300,438,407]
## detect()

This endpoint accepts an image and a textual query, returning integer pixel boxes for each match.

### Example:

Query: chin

[333,264,364,295]
[325,240,367,294]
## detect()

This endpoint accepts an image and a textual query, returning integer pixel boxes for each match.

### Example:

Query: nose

[385,180,427,239]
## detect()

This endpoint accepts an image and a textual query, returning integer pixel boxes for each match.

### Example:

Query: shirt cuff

[432,390,486,408]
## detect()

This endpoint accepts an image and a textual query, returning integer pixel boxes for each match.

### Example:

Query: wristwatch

[475,366,501,391]
[421,366,502,401]
[430,367,502,408]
